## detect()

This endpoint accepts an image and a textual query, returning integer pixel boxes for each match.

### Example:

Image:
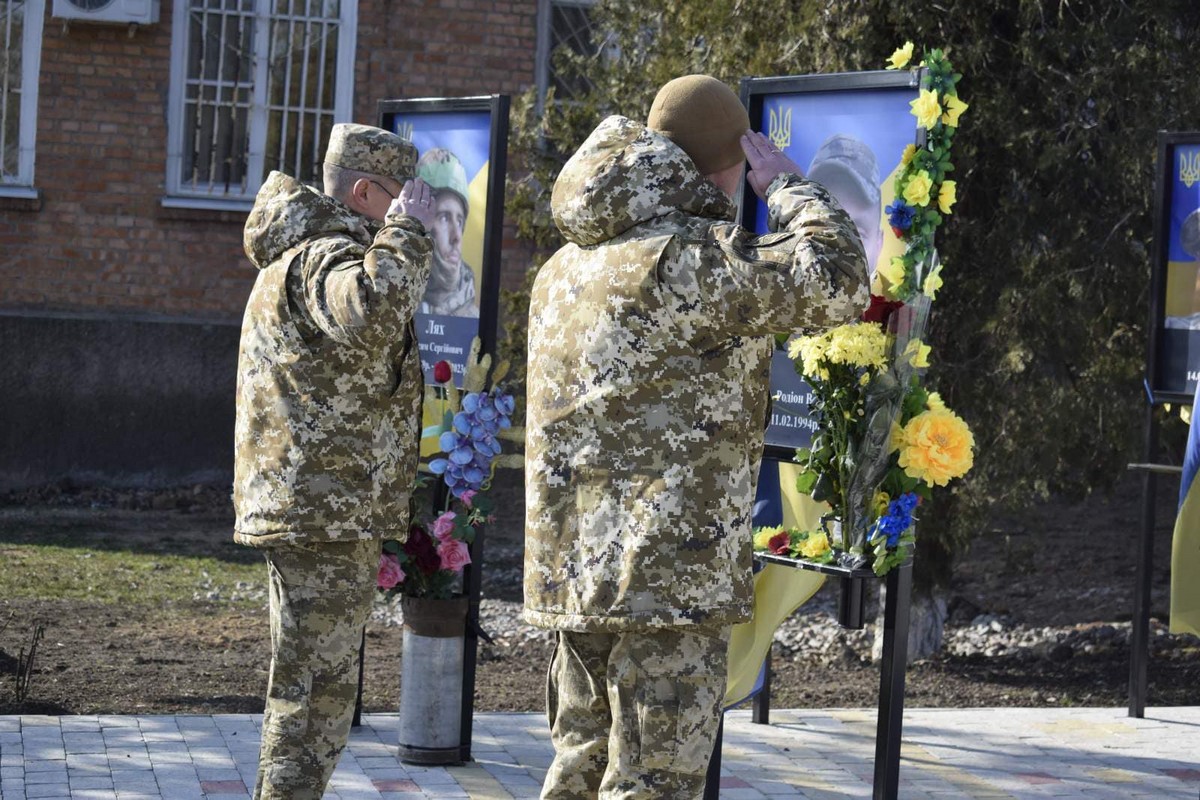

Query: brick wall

[0,0,539,324]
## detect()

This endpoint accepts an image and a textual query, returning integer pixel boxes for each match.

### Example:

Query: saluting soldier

[523,75,871,798]
[234,123,434,800]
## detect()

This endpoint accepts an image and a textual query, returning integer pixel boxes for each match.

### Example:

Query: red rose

[767,531,792,556]
[891,225,906,239]
[861,294,905,328]
[433,360,453,384]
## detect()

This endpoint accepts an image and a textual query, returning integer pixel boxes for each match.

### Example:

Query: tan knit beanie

[647,75,750,175]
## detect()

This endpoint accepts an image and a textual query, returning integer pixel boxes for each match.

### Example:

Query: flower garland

[755,43,975,577]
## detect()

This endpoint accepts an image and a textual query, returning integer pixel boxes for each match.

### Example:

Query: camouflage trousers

[541,625,730,799]
[254,539,379,800]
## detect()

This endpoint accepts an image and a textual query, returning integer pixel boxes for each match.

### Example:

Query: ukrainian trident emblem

[768,106,792,151]
[1180,150,1200,189]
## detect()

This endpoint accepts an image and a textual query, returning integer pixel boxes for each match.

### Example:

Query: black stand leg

[352,628,366,728]
[459,525,485,762]
[752,645,771,725]
[703,715,724,800]
[873,561,912,800]
[1130,404,1159,718]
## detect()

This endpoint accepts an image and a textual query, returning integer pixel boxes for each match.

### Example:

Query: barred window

[166,0,356,208]
[0,0,44,191]
[535,0,602,112]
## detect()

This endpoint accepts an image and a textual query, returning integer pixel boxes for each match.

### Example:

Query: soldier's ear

[345,178,372,215]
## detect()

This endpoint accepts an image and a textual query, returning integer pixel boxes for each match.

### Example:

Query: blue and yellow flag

[1171,381,1200,637]
[724,460,827,708]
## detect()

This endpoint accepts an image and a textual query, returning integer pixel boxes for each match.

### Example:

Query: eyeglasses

[369,180,398,201]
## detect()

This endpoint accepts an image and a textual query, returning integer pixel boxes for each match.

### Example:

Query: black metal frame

[704,555,913,800]
[1127,132,1200,717]
[737,70,926,461]
[376,94,511,363]
[352,97,510,758]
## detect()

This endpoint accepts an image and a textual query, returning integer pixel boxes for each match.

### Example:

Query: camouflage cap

[324,123,418,184]
[416,148,470,215]
[807,133,880,208]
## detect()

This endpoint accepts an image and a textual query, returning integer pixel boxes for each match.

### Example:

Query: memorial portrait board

[1148,131,1200,403]
[378,95,510,387]
[740,71,926,459]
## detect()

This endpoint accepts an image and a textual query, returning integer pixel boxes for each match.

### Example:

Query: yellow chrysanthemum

[887,41,914,70]
[753,526,784,551]
[899,143,918,167]
[825,324,889,370]
[903,171,933,207]
[938,180,957,215]
[941,94,968,127]
[922,260,944,299]
[898,408,975,486]
[798,531,831,559]
[926,391,946,412]
[910,88,942,129]
[904,338,932,369]
[878,256,906,288]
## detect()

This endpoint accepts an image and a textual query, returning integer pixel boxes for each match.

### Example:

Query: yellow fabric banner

[1170,477,1200,637]
[724,462,827,708]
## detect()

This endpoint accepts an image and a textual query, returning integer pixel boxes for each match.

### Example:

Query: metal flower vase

[397,595,470,765]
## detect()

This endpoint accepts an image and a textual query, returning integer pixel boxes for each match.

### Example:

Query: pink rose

[377,553,405,590]
[459,490,476,507]
[438,537,472,573]
[431,511,456,542]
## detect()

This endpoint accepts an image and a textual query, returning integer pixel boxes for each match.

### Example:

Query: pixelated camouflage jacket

[523,115,869,631]
[234,170,432,547]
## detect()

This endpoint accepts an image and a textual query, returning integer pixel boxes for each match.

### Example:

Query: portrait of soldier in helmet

[415,148,479,318]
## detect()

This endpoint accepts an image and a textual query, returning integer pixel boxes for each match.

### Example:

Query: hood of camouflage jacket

[551,115,738,247]
[244,170,373,270]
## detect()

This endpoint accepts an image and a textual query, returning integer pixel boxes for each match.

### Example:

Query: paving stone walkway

[1,707,1197,799]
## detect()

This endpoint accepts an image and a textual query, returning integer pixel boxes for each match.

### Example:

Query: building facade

[0,0,593,489]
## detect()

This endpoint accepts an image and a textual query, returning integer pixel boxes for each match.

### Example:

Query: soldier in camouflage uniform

[235,123,435,800]
[523,75,870,798]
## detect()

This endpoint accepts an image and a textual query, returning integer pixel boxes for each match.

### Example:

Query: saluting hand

[390,178,436,230]
[741,130,804,201]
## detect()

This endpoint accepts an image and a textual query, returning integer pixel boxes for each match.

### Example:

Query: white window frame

[0,0,45,198]
[164,0,357,211]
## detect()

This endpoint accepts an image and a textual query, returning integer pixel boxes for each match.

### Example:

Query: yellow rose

[909,88,942,129]
[887,41,914,70]
[922,260,944,299]
[941,94,968,127]
[903,171,933,207]
[889,420,905,453]
[898,408,975,486]
[873,490,891,517]
[798,531,831,559]
[904,338,931,369]
[899,143,918,167]
[878,256,906,287]
[938,180,957,215]
[926,391,946,411]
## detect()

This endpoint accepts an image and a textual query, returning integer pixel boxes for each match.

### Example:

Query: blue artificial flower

[886,199,917,232]
[431,388,516,496]
[870,492,919,548]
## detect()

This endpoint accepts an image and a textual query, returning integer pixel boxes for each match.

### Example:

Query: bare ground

[0,472,1196,716]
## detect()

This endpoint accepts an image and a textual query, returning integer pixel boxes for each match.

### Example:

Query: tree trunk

[872,585,947,664]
